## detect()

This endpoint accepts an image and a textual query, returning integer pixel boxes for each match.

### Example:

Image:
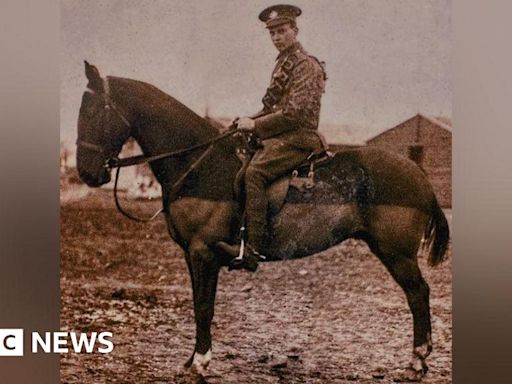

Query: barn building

[366,114,452,207]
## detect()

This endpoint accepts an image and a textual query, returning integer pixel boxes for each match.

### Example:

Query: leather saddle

[233,147,335,214]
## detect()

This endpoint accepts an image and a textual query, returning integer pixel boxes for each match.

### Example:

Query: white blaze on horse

[76,62,449,380]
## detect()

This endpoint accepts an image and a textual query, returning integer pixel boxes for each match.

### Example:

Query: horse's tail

[423,196,450,267]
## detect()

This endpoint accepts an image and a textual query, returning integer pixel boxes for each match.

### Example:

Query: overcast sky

[61,0,451,144]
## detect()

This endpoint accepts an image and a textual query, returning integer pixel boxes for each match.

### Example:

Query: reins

[113,166,164,222]
[106,129,237,169]
[110,130,238,222]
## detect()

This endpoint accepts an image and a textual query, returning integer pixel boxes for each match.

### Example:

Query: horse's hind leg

[380,256,432,375]
[367,206,432,378]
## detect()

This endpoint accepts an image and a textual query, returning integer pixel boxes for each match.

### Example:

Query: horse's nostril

[78,170,89,184]
[78,170,101,187]
[98,169,111,185]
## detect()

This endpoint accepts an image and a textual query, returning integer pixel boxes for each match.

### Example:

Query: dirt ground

[60,188,452,383]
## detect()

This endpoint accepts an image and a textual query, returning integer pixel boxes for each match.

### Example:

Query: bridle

[76,77,240,222]
[76,78,132,169]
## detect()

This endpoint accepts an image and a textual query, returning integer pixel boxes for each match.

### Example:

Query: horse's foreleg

[187,239,220,376]
[182,256,197,369]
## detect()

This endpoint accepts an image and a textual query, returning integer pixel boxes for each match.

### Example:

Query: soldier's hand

[236,117,255,131]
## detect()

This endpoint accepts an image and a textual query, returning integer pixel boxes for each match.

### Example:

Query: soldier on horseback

[223,4,328,271]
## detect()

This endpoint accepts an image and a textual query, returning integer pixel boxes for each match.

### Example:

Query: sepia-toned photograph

[60,1,452,382]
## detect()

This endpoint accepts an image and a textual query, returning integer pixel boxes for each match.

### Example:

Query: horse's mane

[107,76,220,138]
[103,75,240,196]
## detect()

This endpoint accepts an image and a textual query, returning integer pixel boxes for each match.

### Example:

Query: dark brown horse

[76,62,449,380]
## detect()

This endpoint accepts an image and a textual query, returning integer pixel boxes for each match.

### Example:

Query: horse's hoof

[194,374,208,384]
[184,352,195,368]
[189,349,212,377]
[421,359,429,374]
[392,366,426,382]
[184,358,193,369]
[175,364,204,384]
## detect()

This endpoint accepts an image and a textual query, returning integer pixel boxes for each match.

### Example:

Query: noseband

[76,139,106,155]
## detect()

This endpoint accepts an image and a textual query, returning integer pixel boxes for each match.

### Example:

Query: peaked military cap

[258,4,302,29]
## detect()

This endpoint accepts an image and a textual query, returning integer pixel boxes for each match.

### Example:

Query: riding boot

[224,139,311,271]
[227,167,268,271]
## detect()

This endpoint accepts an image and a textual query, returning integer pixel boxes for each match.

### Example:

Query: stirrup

[233,237,246,261]
[232,237,266,261]
[230,226,267,262]
[228,242,266,272]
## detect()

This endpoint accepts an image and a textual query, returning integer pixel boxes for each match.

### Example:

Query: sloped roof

[366,113,452,143]
[422,114,452,132]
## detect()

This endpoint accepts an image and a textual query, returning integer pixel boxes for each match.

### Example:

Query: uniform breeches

[244,138,312,251]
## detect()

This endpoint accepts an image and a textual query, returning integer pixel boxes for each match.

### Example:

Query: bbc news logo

[0,329,113,356]
[0,329,24,356]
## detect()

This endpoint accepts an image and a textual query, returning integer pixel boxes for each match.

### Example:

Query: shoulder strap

[262,52,300,110]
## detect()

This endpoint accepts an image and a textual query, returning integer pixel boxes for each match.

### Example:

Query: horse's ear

[84,60,104,93]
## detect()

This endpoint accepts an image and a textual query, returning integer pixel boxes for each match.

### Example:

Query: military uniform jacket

[254,42,326,150]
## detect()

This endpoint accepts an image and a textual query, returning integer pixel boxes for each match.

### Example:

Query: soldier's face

[269,23,298,52]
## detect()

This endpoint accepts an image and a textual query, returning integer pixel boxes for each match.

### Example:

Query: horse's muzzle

[79,168,111,187]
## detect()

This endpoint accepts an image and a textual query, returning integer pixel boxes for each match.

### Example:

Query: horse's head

[76,61,132,187]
